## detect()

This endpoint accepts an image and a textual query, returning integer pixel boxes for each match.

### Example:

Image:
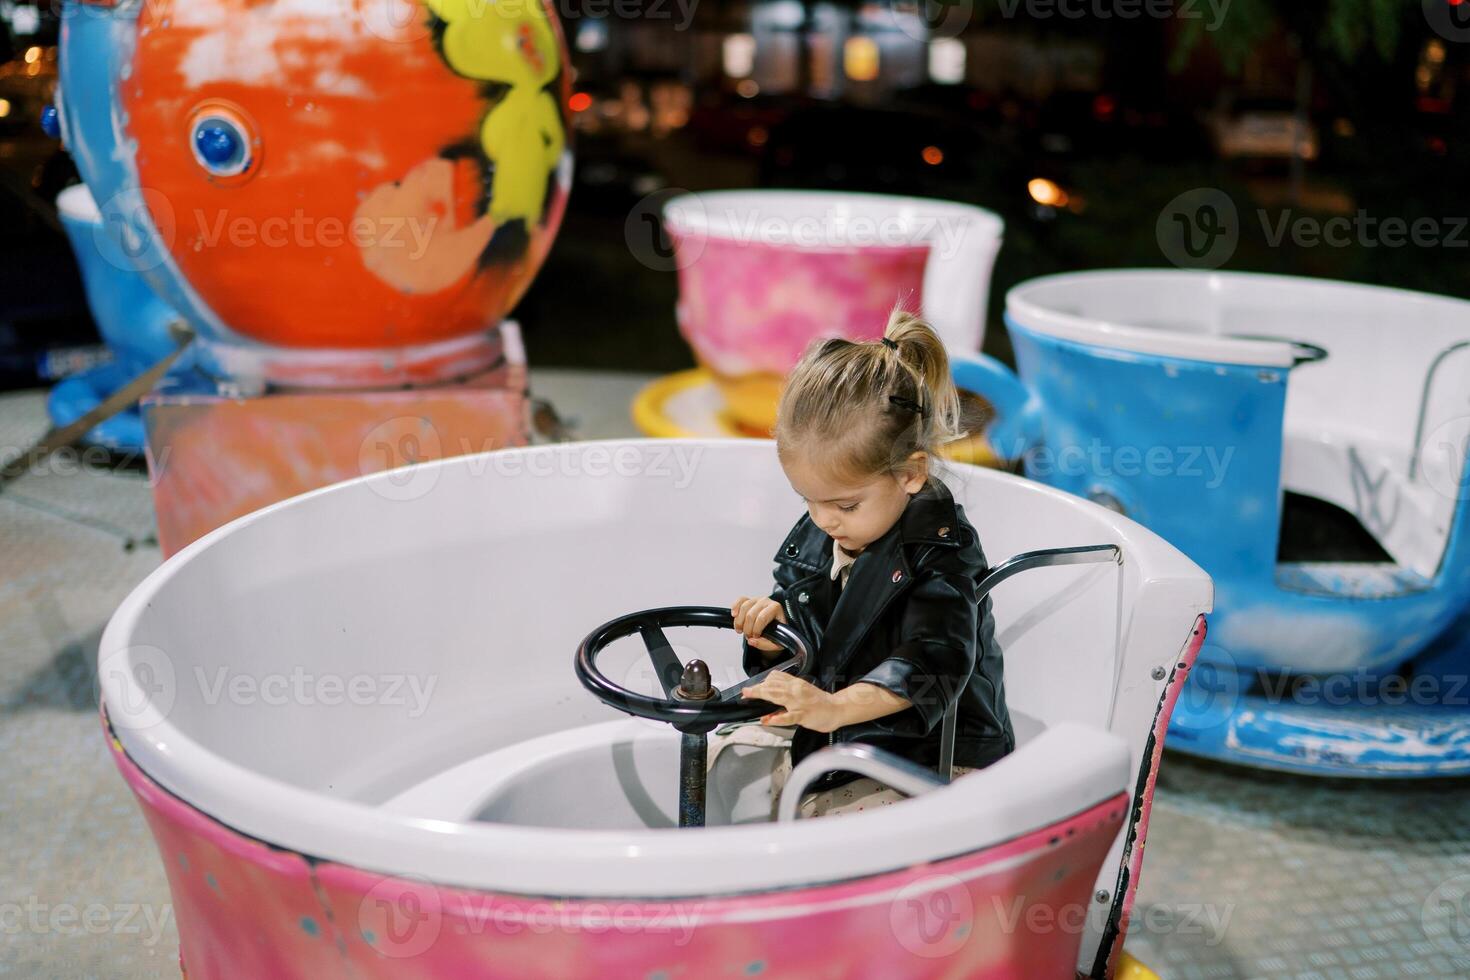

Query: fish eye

[187,102,259,182]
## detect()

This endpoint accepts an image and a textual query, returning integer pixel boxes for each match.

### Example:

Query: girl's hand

[741,673,844,732]
[731,596,787,652]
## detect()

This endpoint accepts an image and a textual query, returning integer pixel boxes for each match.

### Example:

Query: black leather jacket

[743,477,1016,791]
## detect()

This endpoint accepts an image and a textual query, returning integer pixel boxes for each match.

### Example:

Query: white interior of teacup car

[101,439,1208,971]
[663,189,1004,355]
[1009,270,1470,582]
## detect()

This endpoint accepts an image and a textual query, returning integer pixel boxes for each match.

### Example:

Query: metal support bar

[936,544,1122,783]
[777,743,945,822]
[678,730,708,827]
[1409,340,1470,481]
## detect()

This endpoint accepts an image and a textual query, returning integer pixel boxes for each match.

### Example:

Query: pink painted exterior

[670,230,931,378]
[105,720,1128,980]
[1097,615,1208,980]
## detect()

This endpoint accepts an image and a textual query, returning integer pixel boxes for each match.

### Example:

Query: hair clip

[879,337,899,351]
[888,394,929,418]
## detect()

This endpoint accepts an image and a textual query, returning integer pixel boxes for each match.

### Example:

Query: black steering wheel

[575,606,811,735]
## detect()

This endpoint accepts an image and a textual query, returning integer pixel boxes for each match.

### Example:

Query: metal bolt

[1151,666,1166,680]
[674,660,715,701]
[797,592,809,604]
[1095,890,1110,904]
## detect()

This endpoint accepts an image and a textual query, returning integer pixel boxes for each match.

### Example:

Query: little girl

[713,305,1015,820]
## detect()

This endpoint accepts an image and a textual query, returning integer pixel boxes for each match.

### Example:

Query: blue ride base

[1168,615,1470,778]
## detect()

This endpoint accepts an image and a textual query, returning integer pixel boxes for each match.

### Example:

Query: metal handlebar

[776,743,946,822]
[936,544,1121,783]
[1409,340,1470,482]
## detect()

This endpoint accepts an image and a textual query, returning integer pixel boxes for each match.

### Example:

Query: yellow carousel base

[633,368,1001,468]
[1114,951,1162,980]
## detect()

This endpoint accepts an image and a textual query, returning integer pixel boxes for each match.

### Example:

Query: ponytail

[775,301,975,482]
[880,305,967,450]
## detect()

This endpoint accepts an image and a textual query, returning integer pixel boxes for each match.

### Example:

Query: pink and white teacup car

[99,439,1210,978]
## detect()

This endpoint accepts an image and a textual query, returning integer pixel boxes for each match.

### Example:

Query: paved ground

[2,374,1469,980]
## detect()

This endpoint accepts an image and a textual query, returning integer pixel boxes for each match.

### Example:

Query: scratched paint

[104,709,1128,980]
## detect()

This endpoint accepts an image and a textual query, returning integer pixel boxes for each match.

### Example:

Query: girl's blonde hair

[775,303,970,483]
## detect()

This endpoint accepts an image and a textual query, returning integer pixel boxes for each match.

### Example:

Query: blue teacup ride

[956,270,1470,777]
[49,183,184,452]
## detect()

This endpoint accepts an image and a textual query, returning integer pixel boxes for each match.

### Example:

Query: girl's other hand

[731,596,786,652]
[740,673,842,731]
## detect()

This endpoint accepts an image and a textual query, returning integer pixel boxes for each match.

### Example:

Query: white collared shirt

[830,544,861,589]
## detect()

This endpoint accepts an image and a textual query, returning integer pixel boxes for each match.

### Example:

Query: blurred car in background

[1207,93,1319,163]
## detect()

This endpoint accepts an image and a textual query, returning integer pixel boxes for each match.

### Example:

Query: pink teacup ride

[639,191,1003,454]
[100,439,1209,978]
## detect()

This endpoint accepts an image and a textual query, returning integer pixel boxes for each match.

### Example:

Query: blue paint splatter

[300,916,320,937]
